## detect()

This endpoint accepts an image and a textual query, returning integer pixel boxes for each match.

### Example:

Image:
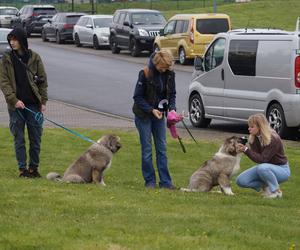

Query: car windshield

[0,8,18,15]
[0,29,11,42]
[93,17,112,28]
[66,16,82,24]
[131,13,166,25]
[33,8,57,16]
[196,18,229,34]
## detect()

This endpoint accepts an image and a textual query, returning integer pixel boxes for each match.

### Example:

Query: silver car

[0,7,18,28]
[73,15,112,49]
[0,28,12,59]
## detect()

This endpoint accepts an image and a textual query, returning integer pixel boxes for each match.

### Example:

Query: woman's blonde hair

[152,50,174,69]
[248,113,273,146]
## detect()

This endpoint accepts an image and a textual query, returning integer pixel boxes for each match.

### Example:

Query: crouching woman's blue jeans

[236,163,290,192]
[135,115,173,188]
[8,105,43,171]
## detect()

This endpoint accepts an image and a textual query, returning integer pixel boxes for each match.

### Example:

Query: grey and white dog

[47,135,121,185]
[181,136,244,195]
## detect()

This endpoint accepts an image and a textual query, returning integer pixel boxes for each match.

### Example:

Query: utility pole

[91,0,95,14]
[213,0,217,13]
[71,0,74,12]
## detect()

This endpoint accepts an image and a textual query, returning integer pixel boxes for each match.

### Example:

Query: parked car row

[2,4,232,64]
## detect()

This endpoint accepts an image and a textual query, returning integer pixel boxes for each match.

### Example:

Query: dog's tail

[46,172,62,182]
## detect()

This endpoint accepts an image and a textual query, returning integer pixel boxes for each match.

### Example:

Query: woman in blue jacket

[133,50,176,189]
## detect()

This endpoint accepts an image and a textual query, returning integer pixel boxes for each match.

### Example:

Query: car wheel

[267,103,289,138]
[110,35,120,54]
[153,44,160,53]
[179,47,188,65]
[93,35,100,50]
[56,31,62,44]
[189,93,211,128]
[130,38,141,57]
[41,29,47,42]
[74,33,81,47]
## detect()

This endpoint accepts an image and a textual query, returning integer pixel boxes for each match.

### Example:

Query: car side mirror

[86,24,93,29]
[48,19,52,23]
[159,29,164,36]
[123,21,130,27]
[16,12,20,17]
[194,56,204,71]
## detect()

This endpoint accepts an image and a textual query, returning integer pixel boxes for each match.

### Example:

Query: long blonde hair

[248,113,273,146]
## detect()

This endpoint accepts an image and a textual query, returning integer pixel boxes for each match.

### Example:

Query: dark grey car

[42,12,84,44]
[13,5,57,37]
[109,9,166,57]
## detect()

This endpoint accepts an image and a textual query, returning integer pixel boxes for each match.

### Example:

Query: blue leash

[23,107,97,144]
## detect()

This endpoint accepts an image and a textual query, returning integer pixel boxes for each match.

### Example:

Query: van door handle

[221,69,224,81]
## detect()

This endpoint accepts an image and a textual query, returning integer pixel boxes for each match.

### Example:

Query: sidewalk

[0,93,135,130]
[0,93,246,143]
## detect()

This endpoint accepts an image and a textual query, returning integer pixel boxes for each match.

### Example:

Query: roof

[0,6,18,9]
[81,14,113,18]
[170,13,230,20]
[56,12,85,16]
[116,9,161,13]
[23,5,55,8]
[228,28,291,35]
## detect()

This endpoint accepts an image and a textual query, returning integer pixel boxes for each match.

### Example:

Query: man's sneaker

[19,169,30,178]
[264,189,282,199]
[29,169,42,178]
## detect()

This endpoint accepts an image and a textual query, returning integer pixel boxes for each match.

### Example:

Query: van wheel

[130,38,140,57]
[74,33,81,47]
[267,103,288,138]
[110,35,120,54]
[189,94,211,128]
[179,47,188,65]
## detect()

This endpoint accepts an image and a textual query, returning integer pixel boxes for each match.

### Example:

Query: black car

[42,12,84,44]
[13,5,57,37]
[109,9,166,57]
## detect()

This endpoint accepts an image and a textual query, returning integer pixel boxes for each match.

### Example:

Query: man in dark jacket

[0,28,48,178]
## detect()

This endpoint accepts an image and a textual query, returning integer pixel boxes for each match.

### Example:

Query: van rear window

[196,18,229,34]
[33,8,57,16]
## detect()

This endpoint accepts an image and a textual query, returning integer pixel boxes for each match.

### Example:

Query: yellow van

[154,13,231,65]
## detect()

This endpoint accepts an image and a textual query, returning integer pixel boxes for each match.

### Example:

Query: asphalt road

[29,37,249,135]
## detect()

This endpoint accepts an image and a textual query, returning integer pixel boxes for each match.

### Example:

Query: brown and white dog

[46,135,121,185]
[181,136,244,195]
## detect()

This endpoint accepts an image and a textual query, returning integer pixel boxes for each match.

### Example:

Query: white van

[188,28,300,137]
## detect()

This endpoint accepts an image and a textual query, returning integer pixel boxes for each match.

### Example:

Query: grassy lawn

[0,127,299,249]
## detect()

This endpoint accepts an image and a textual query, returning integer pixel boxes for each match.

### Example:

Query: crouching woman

[236,113,291,198]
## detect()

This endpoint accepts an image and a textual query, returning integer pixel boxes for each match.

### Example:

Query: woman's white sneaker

[264,189,282,199]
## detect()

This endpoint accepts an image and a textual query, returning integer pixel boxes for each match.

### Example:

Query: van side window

[228,40,258,76]
[204,38,225,71]
[175,20,185,33]
[164,20,176,35]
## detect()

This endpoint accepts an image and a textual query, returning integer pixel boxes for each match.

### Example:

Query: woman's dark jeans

[135,115,173,188]
[9,105,43,170]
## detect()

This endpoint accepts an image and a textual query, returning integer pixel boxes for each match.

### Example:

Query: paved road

[30,37,192,119]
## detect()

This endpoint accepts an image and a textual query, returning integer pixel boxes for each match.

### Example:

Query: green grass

[0,127,299,249]
[6,0,300,30]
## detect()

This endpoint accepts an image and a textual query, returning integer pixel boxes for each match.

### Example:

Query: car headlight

[138,29,149,37]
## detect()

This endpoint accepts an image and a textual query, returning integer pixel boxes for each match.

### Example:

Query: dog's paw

[222,187,235,196]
